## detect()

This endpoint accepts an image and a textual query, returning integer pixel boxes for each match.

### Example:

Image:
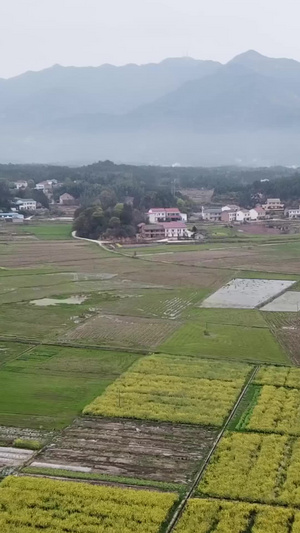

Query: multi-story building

[262,198,284,212]
[147,208,187,224]
[236,209,251,222]
[139,221,190,240]
[286,206,300,219]
[221,210,237,222]
[201,207,222,221]
[15,199,37,211]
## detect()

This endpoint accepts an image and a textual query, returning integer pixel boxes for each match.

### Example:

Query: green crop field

[160,320,289,363]
[0,345,141,429]
[0,341,32,364]
[18,223,72,240]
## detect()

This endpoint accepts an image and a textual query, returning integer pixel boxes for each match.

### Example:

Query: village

[2,182,300,244]
[138,198,300,242]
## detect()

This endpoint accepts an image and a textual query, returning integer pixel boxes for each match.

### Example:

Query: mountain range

[2,50,300,166]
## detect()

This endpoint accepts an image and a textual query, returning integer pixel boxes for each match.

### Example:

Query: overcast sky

[1,0,299,78]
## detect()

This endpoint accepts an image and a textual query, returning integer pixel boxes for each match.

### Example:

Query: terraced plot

[199,432,300,506]
[0,476,177,533]
[83,355,251,426]
[62,313,181,348]
[27,416,217,484]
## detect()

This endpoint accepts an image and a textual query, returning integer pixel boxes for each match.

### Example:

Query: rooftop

[162,222,187,229]
[148,207,180,213]
[203,207,222,214]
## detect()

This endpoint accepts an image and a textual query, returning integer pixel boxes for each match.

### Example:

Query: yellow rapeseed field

[174,499,300,533]
[83,354,251,426]
[0,476,177,532]
[247,385,300,435]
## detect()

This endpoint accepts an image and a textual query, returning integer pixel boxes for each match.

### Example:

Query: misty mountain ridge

[2,51,300,166]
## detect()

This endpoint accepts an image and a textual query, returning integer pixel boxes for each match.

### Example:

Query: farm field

[187,307,268,326]
[27,416,218,485]
[3,225,300,530]
[264,312,300,364]
[0,345,140,429]
[0,476,177,533]
[0,341,32,364]
[83,354,251,425]
[62,313,181,348]
[89,287,209,319]
[198,432,300,506]
[255,365,300,387]
[159,320,288,363]
[146,241,300,275]
[201,278,295,309]
[248,385,300,435]
[262,291,300,311]
[17,222,72,240]
[175,498,300,533]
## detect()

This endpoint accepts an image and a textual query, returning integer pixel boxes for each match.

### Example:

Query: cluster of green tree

[1,160,300,214]
[73,202,144,240]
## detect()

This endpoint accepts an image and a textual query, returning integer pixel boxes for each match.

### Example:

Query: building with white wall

[15,199,37,211]
[14,180,28,190]
[147,208,187,223]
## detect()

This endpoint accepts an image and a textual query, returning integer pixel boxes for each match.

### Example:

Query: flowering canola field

[175,498,300,533]
[0,476,177,533]
[83,355,251,426]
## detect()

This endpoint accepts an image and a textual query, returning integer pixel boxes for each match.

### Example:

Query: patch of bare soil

[31,417,217,484]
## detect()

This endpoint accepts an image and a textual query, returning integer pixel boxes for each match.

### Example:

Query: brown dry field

[61,313,181,348]
[32,417,217,483]
[0,241,103,268]
[0,240,232,289]
[148,246,300,274]
[263,312,300,365]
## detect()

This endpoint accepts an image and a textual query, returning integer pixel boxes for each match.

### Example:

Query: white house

[15,199,37,211]
[262,198,284,212]
[201,207,222,221]
[35,180,54,192]
[249,206,266,220]
[221,204,240,212]
[236,209,251,222]
[286,207,300,219]
[162,221,189,239]
[147,208,187,223]
[14,180,28,190]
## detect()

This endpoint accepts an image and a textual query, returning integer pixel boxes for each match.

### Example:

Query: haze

[1,0,300,78]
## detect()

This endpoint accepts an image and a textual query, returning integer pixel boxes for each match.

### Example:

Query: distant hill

[2,51,300,166]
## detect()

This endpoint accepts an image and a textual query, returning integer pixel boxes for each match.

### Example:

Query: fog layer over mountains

[2,50,300,166]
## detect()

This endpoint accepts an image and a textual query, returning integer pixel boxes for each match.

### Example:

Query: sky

[1,0,299,78]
